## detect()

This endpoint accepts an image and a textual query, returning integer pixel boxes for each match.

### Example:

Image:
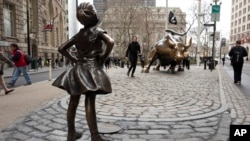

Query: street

[223,61,250,98]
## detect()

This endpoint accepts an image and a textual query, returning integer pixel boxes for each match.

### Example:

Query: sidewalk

[3,66,51,78]
[0,65,249,141]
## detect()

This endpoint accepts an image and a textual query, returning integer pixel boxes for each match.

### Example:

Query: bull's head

[172,37,192,61]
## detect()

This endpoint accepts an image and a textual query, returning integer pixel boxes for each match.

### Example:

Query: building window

[247,23,250,30]
[242,25,245,32]
[3,3,15,37]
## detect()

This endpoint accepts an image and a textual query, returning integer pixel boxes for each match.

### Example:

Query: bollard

[204,60,207,70]
[49,59,52,81]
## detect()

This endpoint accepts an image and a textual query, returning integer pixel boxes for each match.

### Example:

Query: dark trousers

[128,60,137,76]
[232,62,243,82]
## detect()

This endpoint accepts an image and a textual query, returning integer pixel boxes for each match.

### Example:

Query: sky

[77,0,231,38]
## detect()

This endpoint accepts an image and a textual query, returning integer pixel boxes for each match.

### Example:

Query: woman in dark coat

[52,2,114,141]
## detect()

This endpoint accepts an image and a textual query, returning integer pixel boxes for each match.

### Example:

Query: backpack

[232,49,243,63]
[24,54,32,65]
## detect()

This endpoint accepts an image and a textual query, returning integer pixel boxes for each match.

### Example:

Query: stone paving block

[1,66,250,140]
[33,125,52,132]
[12,132,30,140]
[147,129,170,134]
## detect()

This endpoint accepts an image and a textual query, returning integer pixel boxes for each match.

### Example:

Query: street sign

[211,13,220,21]
[211,5,220,21]
[212,5,220,13]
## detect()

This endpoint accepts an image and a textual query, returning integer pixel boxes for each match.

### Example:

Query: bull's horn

[184,38,192,48]
[178,38,192,49]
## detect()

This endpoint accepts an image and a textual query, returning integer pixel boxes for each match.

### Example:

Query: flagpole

[165,0,168,34]
[26,0,31,56]
[197,0,201,66]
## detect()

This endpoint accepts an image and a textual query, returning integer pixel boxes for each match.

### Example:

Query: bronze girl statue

[52,2,114,141]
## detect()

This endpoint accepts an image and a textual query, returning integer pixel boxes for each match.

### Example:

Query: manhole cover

[98,123,122,134]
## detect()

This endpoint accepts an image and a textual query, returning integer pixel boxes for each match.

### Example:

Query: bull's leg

[153,59,161,71]
[178,61,184,71]
[167,61,177,74]
[178,65,184,71]
[142,49,158,73]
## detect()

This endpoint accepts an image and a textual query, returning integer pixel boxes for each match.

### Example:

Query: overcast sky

[77,0,231,38]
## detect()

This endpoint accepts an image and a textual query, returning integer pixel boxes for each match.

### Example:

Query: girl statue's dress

[52,2,114,141]
[52,27,112,95]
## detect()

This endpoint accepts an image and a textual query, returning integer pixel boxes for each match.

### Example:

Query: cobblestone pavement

[0,65,249,141]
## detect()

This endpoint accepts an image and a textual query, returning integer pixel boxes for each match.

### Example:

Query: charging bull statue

[142,30,192,74]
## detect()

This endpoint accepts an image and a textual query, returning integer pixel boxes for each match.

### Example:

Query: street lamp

[246,46,249,61]
[26,0,31,56]
[203,0,221,71]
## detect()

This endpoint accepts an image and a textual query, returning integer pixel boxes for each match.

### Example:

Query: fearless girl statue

[52,2,114,141]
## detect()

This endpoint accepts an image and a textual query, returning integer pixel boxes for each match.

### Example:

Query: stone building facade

[0,0,68,64]
[94,0,156,21]
[100,5,186,58]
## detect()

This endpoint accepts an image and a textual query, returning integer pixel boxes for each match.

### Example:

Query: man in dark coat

[126,36,141,77]
[229,40,248,85]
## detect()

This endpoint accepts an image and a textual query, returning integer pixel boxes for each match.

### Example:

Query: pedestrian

[38,57,42,69]
[55,58,59,68]
[125,36,141,77]
[221,57,225,66]
[52,2,114,141]
[0,50,14,95]
[228,40,248,85]
[7,43,32,87]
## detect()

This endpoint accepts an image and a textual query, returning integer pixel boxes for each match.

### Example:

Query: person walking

[228,40,248,85]
[125,36,141,77]
[37,57,42,69]
[7,43,32,87]
[0,50,14,95]
[221,57,225,66]
[52,2,114,141]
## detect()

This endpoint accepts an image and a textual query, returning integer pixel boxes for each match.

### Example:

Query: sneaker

[236,81,241,85]
[24,83,32,86]
[7,82,14,87]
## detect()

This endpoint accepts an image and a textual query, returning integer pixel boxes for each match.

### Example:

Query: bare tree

[137,6,158,60]
[187,1,211,58]
[101,0,141,58]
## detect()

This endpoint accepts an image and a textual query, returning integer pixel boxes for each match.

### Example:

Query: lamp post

[203,0,221,70]
[26,0,31,56]
[246,46,249,61]
[197,0,201,66]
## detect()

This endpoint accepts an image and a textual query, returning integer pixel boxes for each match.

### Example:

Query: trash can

[31,58,37,69]
[121,61,124,68]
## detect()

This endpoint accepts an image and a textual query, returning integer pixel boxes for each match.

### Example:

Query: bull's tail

[165,29,187,36]
[165,21,193,36]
